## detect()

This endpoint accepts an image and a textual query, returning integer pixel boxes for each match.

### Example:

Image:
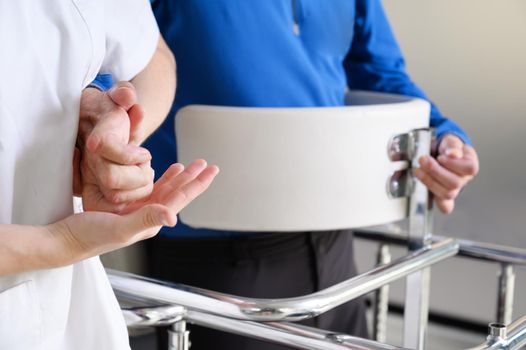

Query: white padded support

[176,91,430,232]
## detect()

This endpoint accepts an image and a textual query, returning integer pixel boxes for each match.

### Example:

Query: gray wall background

[356,0,526,324]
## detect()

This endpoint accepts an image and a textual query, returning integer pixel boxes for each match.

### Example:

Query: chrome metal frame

[108,127,526,349]
[403,129,434,350]
[109,238,458,323]
[110,233,526,350]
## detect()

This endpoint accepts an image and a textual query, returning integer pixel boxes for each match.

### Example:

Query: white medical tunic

[0,1,159,349]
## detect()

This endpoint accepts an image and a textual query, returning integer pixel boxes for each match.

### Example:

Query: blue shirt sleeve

[88,74,114,92]
[344,0,471,145]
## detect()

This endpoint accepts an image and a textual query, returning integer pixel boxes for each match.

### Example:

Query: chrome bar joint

[122,305,186,328]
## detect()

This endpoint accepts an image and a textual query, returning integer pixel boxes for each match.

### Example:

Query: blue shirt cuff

[88,74,114,92]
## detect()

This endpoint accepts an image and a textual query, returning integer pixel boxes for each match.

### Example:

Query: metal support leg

[496,263,515,325]
[403,129,434,350]
[373,244,391,342]
[168,319,190,350]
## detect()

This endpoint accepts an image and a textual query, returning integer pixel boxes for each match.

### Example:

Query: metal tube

[496,264,515,325]
[506,315,526,349]
[467,315,526,350]
[373,244,391,342]
[168,319,190,350]
[108,238,458,322]
[185,310,410,350]
[403,129,434,350]
[353,230,526,266]
[121,305,185,327]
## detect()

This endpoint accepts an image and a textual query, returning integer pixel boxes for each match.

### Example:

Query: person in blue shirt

[88,0,479,349]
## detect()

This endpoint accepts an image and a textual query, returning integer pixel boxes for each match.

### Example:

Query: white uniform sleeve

[101,0,160,81]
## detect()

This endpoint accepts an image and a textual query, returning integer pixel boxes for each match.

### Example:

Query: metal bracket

[387,129,433,199]
[388,132,416,162]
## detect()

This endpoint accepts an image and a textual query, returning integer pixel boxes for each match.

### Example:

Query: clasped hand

[415,134,479,214]
[55,82,218,261]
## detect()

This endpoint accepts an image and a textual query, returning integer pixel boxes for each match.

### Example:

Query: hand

[414,134,479,214]
[76,82,154,212]
[52,160,218,264]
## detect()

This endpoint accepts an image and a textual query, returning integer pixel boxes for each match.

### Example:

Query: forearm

[0,224,60,276]
[131,36,176,144]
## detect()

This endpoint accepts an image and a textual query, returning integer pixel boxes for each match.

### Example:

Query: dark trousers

[147,230,368,350]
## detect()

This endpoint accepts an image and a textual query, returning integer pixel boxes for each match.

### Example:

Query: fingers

[420,156,464,190]
[152,160,208,202]
[413,162,457,214]
[437,145,479,177]
[120,204,177,238]
[96,161,154,194]
[82,183,127,213]
[115,160,218,232]
[107,81,137,111]
[153,163,185,189]
[89,133,151,165]
[438,134,464,157]
[415,156,463,200]
[151,160,219,211]
[436,197,455,214]
[128,104,145,145]
[165,164,220,212]
[103,181,154,204]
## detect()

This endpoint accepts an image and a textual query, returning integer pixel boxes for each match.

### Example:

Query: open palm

[55,159,219,261]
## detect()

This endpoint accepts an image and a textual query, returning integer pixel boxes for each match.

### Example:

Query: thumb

[86,111,130,153]
[439,135,464,159]
[128,104,145,145]
[108,81,137,111]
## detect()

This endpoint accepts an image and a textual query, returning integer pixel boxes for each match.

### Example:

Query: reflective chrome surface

[122,305,185,327]
[353,229,526,266]
[186,310,410,350]
[373,244,392,342]
[108,238,457,323]
[468,316,526,350]
[388,170,415,199]
[496,264,515,325]
[388,132,414,162]
[404,128,434,350]
[168,320,190,350]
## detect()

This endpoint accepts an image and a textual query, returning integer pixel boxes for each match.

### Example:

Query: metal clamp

[387,129,432,199]
[388,132,415,162]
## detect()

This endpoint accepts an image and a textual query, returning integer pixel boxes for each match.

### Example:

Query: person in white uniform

[0,1,218,349]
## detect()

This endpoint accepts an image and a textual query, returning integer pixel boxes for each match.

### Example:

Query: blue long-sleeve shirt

[96,0,471,237]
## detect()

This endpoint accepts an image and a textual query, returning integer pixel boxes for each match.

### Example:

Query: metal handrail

[185,310,410,350]
[108,238,458,322]
[122,305,186,327]
[354,229,526,266]
[119,296,526,350]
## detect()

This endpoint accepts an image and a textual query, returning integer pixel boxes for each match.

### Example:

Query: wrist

[42,221,83,269]
[0,224,65,275]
